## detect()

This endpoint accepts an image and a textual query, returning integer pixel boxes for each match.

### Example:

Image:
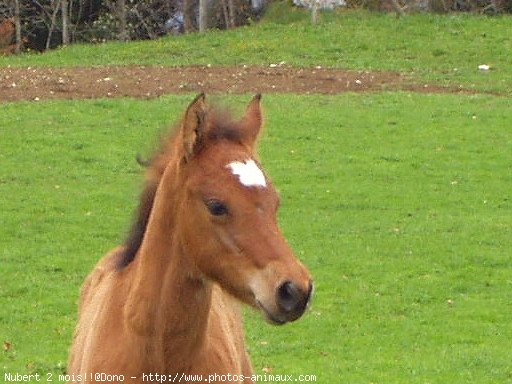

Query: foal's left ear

[181,93,208,162]
[239,94,263,148]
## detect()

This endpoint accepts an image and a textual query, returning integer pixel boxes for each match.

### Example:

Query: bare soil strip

[0,65,475,102]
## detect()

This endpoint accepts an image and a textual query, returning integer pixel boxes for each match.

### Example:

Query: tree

[61,0,69,45]
[13,0,21,53]
[199,0,207,32]
[46,0,60,50]
[118,0,128,41]
[183,0,196,32]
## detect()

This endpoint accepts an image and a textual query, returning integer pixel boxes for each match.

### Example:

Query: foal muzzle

[274,280,313,324]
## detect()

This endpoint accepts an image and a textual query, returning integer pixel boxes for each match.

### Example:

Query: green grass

[1,3,511,94]
[1,93,511,382]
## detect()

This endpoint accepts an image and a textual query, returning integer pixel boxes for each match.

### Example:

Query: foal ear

[181,93,207,161]
[239,94,263,148]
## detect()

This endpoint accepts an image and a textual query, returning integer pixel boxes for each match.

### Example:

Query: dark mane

[116,181,158,269]
[116,107,245,270]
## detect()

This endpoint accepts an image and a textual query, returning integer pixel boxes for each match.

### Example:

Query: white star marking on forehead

[226,159,267,188]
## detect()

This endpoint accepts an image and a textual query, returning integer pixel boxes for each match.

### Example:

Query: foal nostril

[277,281,305,315]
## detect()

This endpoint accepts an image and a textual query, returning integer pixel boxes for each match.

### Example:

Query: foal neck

[124,163,214,369]
[158,250,213,368]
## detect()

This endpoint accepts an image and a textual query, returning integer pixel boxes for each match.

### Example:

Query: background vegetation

[1,2,512,383]
[0,0,511,53]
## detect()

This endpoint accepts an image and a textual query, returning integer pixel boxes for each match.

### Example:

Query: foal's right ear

[181,93,208,162]
[239,94,263,149]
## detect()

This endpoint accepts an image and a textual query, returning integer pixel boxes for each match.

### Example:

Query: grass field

[1,2,512,383]
[0,3,511,94]
[1,93,511,383]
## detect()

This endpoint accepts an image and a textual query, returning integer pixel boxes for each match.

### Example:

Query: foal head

[173,94,312,325]
[135,94,312,325]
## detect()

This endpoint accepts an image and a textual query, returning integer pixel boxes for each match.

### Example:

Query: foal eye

[205,200,229,216]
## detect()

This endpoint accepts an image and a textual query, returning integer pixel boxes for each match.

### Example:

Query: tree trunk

[228,0,236,28]
[46,0,60,50]
[61,0,70,45]
[311,0,319,24]
[183,0,196,33]
[389,0,406,17]
[199,0,207,33]
[118,0,128,41]
[13,0,21,54]
[220,0,230,29]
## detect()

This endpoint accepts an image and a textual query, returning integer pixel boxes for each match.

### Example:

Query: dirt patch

[0,65,472,103]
